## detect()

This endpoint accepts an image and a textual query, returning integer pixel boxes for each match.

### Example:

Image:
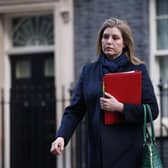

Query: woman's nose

[107,37,113,43]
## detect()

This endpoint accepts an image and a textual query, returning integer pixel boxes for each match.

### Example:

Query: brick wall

[74,0,149,78]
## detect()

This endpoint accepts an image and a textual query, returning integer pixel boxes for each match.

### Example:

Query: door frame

[1,1,74,168]
[10,52,56,168]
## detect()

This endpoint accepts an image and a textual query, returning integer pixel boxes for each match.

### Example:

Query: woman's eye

[103,34,121,40]
[112,35,120,40]
[102,34,109,39]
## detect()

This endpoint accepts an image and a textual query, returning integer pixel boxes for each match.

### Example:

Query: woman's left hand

[100,92,124,112]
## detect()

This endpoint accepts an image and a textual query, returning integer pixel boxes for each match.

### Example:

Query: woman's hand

[100,92,123,112]
[50,137,64,155]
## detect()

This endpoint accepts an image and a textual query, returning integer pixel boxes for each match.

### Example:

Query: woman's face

[101,27,125,59]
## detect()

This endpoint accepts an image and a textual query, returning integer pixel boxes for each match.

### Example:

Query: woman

[50,17,159,168]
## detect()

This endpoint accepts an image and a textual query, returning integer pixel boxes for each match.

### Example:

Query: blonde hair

[96,17,143,65]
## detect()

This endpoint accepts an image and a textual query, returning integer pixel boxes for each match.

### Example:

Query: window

[156,0,168,50]
[159,57,168,118]
[44,57,54,77]
[155,0,168,118]
[11,14,54,47]
[15,60,31,79]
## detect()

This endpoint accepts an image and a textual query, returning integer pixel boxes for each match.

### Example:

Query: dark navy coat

[56,59,159,168]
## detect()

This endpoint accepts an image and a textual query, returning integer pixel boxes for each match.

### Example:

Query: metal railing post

[158,79,167,165]
[1,88,4,168]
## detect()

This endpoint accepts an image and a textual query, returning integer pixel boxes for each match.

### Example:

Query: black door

[10,53,56,168]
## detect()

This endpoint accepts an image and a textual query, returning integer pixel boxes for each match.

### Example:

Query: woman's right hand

[50,137,65,155]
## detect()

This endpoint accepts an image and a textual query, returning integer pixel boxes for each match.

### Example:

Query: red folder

[103,71,142,125]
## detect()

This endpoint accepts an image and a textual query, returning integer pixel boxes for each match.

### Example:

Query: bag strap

[143,104,156,144]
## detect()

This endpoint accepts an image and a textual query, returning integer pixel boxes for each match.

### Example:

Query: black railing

[157,81,168,167]
[0,88,5,168]
[1,86,57,168]
[74,80,168,168]
[1,82,168,168]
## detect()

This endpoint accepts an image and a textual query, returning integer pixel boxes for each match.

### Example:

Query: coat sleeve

[56,65,87,146]
[123,64,159,124]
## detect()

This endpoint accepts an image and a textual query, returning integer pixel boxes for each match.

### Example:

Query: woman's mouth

[105,47,114,51]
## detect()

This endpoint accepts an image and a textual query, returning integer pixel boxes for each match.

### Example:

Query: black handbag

[141,104,163,168]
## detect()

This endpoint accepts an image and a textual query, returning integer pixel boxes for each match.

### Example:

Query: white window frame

[149,0,168,136]
[6,12,55,55]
